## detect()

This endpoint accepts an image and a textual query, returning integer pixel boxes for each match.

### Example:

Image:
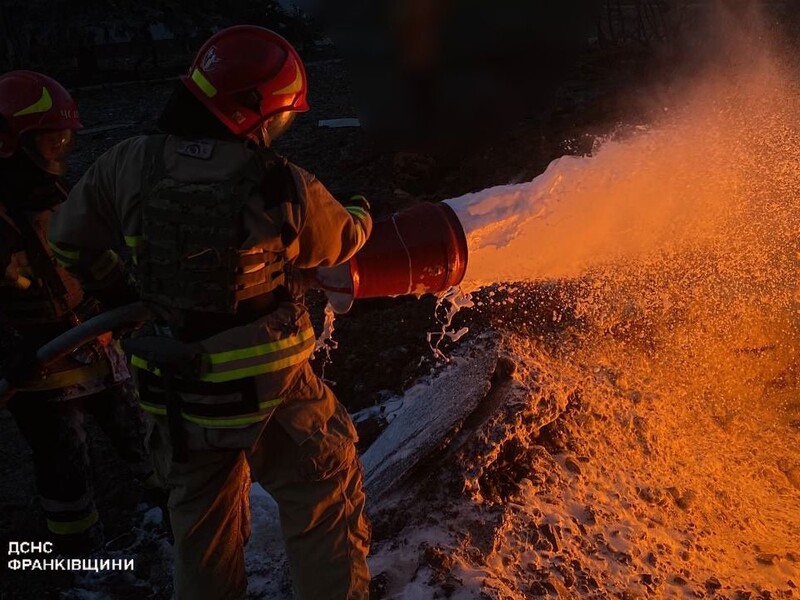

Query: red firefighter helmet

[181,26,309,139]
[0,71,82,174]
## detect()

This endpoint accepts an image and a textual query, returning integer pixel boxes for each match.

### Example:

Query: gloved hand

[285,265,320,296]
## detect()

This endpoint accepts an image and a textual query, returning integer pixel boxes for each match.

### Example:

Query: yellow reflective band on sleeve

[345,206,369,221]
[191,68,218,98]
[139,398,283,428]
[124,236,142,265]
[46,510,99,536]
[355,223,367,247]
[208,327,315,365]
[47,240,81,264]
[131,355,152,371]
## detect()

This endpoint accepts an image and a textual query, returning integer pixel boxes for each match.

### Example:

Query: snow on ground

[244,486,292,599]
[361,335,498,501]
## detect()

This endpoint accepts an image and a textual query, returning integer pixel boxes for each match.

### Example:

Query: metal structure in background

[599,0,676,45]
[598,0,799,47]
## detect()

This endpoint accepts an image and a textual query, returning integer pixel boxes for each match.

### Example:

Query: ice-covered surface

[244,486,292,599]
[361,334,498,501]
[59,507,174,600]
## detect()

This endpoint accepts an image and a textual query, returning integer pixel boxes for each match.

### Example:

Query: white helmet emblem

[202,47,221,71]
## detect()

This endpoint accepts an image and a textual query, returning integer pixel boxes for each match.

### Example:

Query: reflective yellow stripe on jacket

[131,326,316,383]
[132,325,316,427]
[46,510,99,536]
[124,235,141,264]
[47,240,81,267]
[138,398,284,428]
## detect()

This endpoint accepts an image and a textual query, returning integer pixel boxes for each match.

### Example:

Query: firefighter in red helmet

[0,70,154,554]
[50,27,372,599]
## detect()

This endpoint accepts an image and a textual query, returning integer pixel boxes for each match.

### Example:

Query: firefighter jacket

[0,181,130,399]
[48,135,372,447]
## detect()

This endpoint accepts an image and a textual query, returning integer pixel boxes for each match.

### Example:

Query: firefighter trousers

[148,400,371,600]
[7,379,151,543]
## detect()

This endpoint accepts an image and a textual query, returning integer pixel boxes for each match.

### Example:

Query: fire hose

[0,302,153,400]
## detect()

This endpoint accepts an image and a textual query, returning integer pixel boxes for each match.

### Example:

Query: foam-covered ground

[365,301,800,599]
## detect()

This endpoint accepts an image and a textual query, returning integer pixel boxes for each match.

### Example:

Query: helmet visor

[23,129,76,175]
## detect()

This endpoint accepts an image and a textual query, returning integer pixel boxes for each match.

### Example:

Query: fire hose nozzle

[316,202,469,313]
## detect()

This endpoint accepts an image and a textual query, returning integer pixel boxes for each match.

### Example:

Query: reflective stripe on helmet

[190,68,218,98]
[179,27,309,138]
[12,86,52,117]
[0,71,82,158]
[272,62,303,96]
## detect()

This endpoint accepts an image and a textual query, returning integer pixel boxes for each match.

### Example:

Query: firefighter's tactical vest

[0,201,85,327]
[131,136,314,448]
[137,135,290,315]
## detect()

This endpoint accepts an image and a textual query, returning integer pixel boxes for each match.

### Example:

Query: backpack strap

[140,134,169,201]
[257,149,300,248]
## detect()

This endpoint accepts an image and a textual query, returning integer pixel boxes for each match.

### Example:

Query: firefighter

[0,70,153,554]
[49,27,372,599]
